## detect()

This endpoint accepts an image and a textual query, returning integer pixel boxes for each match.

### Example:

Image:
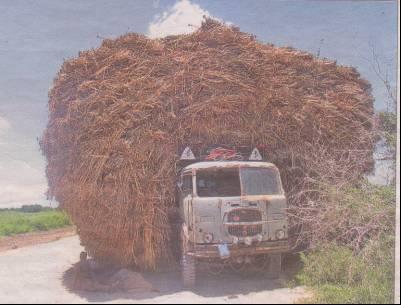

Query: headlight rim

[275,229,286,240]
[203,232,214,243]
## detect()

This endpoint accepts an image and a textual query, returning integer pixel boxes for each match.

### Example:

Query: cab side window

[182,175,193,196]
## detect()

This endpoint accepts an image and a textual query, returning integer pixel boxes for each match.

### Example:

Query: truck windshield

[240,167,281,195]
[196,168,241,197]
[195,167,282,197]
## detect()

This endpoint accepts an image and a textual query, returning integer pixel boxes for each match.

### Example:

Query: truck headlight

[203,233,214,243]
[232,236,239,244]
[275,229,285,240]
[244,236,252,246]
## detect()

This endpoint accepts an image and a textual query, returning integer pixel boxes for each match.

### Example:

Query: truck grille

[227,209,262,222]
[228,224,263,237]
[227,209,263,237]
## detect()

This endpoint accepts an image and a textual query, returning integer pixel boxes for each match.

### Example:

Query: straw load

[41,19,375,270]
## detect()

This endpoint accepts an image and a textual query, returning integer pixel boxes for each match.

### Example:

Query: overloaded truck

[177,146,289,287]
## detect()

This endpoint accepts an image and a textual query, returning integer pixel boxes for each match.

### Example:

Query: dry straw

[41,19,375,270]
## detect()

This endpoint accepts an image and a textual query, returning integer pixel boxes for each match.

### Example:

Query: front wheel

[181,253,196,288]
[181,225,196,288]
[267,253,282,279]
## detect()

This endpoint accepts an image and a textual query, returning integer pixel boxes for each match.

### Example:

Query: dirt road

[0,236,307,304]
[0,227,75,252]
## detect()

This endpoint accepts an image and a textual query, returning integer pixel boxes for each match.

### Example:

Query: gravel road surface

[0,236,307,304]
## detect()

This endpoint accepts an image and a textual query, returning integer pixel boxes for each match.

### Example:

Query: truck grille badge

[227,209,263,237]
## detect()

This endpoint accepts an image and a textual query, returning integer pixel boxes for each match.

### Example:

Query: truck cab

[177,147,289,287]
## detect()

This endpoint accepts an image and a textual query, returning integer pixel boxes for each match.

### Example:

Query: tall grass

[297,239,394,304]
[296,183,395,304]
[0,209,71,237]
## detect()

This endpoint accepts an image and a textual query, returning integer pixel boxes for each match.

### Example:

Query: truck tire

[267,253,282,279]
[182,253,196,288]
[181,225,196,288]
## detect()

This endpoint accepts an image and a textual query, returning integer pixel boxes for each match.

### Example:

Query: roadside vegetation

[0,205,71,237]
[294,108,397,304]
[296,183,395,304]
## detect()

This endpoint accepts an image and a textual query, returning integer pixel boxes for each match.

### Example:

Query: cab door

[180,174,194,232]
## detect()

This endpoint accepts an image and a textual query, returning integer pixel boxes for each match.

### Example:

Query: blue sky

[0,0,398,207]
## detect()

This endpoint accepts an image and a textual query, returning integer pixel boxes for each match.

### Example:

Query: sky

[0,0,398,208]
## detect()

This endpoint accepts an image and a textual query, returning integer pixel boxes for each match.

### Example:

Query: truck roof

[183,161,277,171]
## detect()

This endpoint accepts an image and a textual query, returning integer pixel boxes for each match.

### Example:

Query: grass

[0,208,71,237]
[294,183,395,304]
[296,240,394,304]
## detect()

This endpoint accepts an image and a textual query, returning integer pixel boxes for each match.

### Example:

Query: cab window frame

[181,173,193,196]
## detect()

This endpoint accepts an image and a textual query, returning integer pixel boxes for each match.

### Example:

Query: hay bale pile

[41,20,375,270]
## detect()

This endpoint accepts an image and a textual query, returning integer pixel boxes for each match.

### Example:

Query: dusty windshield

[196,168,241,197]
[240,167,281,195]
[196,166,281,197]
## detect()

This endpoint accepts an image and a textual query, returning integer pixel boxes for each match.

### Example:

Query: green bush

[298,246,364,287]
[313,182,395,251]
[297,239,394,304]
[378,111,397,151]
[0,209,71,236]
[20,204,48,213]
[296,183,395,304]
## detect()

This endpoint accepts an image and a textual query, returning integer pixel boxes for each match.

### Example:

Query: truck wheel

[267,254,282,279]
[182,253,196,288]
[181,225,196,288]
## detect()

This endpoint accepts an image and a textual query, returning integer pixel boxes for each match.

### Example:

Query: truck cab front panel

[191,195,287,245]
[179,161,288,249]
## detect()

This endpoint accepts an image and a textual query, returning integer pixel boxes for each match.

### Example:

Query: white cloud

[0,158,50,208]
[0,183,47,207]
[0,116,11,135]
[147,0,224,38]
[0,116,51,208]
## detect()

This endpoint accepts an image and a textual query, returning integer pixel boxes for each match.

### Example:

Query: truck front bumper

[188,240,289,259]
